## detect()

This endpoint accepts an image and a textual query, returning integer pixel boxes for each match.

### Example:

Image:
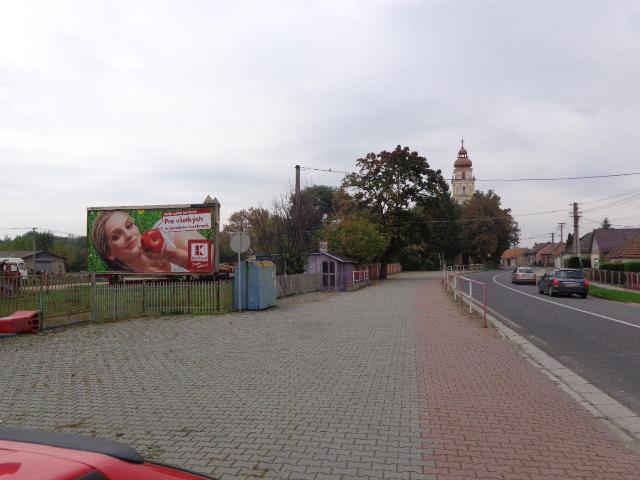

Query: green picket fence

[93,280,233,321]
[0,274,233,327]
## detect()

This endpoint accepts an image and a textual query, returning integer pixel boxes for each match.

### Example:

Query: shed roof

[0,250,67,261]
[309,252,356,263]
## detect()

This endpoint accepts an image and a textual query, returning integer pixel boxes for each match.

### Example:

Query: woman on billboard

[91,211,204,273]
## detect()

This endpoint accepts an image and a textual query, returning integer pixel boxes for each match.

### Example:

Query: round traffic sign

[230,232,251,253]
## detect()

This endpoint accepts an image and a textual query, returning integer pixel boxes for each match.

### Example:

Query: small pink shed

[306,252,356,291]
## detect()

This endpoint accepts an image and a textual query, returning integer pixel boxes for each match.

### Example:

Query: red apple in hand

[141,229,164,254]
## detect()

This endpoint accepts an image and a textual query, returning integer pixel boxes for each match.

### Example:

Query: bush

[564,256,590,268]
[624,262,640,272]
[601,262,625,272]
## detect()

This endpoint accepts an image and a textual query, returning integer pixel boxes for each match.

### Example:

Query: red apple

[141,229,164,254]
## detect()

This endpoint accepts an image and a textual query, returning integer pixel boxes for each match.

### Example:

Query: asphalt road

[466,270,640,414]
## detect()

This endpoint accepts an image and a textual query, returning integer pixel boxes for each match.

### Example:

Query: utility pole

[551,232,555,245]
[573,202,581,266]
[558,222,566,243]
[31,227,37,274]
[295,165,301,196]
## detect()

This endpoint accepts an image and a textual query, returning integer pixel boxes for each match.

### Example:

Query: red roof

[501,248,528,259]
[593,228,640,254]
[609,233,640,259]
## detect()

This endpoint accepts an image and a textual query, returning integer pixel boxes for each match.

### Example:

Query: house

[552,243,566,268]
[500,248,528,268]
[590,228,640,268]
[0,250,67,274]
[559,231,594,267]
[607,233,640,263]
[537,243,557,267]
[525,243,550,266]
[306,252,358,291]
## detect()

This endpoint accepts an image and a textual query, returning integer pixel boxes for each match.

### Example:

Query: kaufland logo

[191,242,209,261]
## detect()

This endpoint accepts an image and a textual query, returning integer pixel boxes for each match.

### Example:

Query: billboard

[87,204,217,274]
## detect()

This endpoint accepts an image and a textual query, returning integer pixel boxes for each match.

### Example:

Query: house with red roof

[607,233,640,263]
[500,247,529,267]
[590,228,640,268]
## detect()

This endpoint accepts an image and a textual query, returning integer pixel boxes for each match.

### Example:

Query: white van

[0,258,28,279]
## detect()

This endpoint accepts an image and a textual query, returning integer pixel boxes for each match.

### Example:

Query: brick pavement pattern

[2,272,640,479]
[416,275,640,479]
[0,276,431,479]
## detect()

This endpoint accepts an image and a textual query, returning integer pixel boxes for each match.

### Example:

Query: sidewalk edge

[459,292,640,448]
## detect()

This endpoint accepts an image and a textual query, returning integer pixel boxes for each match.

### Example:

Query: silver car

[511,267,536,285]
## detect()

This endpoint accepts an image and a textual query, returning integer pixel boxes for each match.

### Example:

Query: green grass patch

[589,285,640,304]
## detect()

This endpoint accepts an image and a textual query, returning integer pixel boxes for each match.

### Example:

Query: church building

[451,139,475,204]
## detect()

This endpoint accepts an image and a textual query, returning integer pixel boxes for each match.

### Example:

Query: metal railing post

[454,276,457,302]
[483,285,488,328]
[469,281,473,313]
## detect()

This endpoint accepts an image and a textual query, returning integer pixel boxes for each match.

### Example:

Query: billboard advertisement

[87,205,217,274]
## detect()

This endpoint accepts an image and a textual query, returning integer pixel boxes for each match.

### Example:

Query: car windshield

[518,268,534,273]
[557,270,583,279]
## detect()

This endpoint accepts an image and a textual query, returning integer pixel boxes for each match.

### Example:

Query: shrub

[601,262,625,272]
[564,256,591,268]
[624,261,640,272]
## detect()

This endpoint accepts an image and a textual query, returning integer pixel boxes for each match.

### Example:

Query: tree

[566,232,574,250]
[601,217,612,229]
[343,145,449,277]
[459,191,520,265]
[321,215,389,264]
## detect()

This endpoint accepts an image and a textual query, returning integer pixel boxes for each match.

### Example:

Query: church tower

[452,139,475,204]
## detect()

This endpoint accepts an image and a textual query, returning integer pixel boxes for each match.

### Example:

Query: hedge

[624,261,640,272]
[600,262,625,271]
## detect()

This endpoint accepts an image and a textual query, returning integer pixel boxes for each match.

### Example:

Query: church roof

[454,139,472,168]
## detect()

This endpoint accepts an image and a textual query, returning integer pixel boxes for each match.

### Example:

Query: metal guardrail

[442,267,488,328]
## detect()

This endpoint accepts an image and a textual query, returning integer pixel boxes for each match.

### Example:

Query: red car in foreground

[0,427,215,480]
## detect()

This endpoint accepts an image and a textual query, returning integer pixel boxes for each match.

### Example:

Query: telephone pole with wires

[558,222,566,243]
[572,203,581,266]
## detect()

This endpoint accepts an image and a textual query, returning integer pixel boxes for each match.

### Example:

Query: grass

[589,285,640,304]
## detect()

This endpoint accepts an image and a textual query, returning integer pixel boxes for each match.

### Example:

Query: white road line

[491,272,640,330]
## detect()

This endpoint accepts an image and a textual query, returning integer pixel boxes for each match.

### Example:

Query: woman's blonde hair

[91,211,133,272]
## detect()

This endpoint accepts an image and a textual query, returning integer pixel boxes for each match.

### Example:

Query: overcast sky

[2,0,640,245]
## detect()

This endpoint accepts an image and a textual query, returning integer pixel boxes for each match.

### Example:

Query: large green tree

[343,145,449,277]
[459,190,520,265]
[321,215,389,264]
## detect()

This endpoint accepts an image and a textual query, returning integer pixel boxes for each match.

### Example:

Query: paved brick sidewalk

[0,278,431,479]
[415,275,640,479]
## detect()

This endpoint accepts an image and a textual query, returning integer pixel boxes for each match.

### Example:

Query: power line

[300,165,640,182]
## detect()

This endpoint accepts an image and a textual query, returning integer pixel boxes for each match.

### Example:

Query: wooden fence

[0,274,233,328]
[277,273,322,298]
[365,263,403,280]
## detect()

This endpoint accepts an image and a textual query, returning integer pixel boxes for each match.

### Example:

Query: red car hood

[0,447,92,480]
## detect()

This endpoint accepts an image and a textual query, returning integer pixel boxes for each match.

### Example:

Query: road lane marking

[491,272,640,331]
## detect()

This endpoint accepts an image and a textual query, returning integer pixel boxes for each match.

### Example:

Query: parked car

[0,426,215,479]
[511,266,536,285]
[538,269,589,298]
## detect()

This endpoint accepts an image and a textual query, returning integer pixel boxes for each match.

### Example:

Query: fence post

[91,273,97,322]
[454,276,457,302]
[483,285,488,328]
[469,282,473,313]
